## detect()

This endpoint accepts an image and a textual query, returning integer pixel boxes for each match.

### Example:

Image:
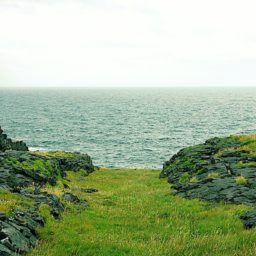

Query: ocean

[1,87,256,169]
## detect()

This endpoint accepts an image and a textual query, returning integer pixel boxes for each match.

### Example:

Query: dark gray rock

[21,191,64,219]
[0,213,6,221]
[62,192,81,204]
[0,127,28,152]
[56,153,95,175]
[79,188,98,193]
[0,243,15,256]
[240,210,256,229]
[0,220,30,253]
[63,183,70,189]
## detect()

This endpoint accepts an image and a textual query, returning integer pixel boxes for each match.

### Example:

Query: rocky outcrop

[0,150,94,190]
[0,126,95,255]
[0,127,28,152]
[160,135,256,228]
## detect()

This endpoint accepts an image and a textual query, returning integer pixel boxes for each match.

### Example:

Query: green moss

[199,160,208,165]
[5,156,60,179]
[182,158,195,168]
[23,159,52,176]
[174,159,180,164]
[179,172,190,183]
[5,156,21,165]
[196,168,206,175]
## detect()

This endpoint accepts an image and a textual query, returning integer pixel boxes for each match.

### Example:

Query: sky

[0,0,256,87]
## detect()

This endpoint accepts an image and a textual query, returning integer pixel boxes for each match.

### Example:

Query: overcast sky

[1,0,256,87]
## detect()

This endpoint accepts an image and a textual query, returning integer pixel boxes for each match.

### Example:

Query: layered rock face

[0,127,28,152]
[160,135,256,228]
[0,127,95,255]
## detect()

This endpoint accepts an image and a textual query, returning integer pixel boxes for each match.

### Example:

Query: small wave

[35,128,44,132]
[237,129,256,134]
[29,147,48,152]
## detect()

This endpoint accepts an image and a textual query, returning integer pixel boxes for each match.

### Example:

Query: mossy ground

[29,168,256,256]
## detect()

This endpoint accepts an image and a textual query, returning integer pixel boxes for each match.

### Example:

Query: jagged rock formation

[0,126,95,255]
[0,127,28,152]
[160,135,256,228]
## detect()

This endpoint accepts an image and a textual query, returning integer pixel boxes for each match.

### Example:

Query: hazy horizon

[1,0,256,88]
[1,85,256,89]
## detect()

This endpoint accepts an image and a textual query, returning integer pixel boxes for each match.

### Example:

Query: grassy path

[30,168,256,256]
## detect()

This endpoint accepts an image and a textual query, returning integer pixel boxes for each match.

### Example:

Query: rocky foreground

[160,135,256,228]
[0,127,95,255]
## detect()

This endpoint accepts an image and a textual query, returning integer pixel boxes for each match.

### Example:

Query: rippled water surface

[1,88,256,168]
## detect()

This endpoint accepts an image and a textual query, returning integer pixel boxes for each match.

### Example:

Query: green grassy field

[28,167,256,256]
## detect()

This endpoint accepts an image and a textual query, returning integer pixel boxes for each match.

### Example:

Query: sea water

[1,87,256,169]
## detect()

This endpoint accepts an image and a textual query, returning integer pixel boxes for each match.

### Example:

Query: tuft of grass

[207,172,220,179]
[0,189,33,215]
[235,176,247,185]
[29,168,256,256]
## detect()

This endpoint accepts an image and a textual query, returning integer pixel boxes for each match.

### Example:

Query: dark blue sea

[1,87,256,169]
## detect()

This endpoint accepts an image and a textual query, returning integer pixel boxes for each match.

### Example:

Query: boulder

[63,192,81,204]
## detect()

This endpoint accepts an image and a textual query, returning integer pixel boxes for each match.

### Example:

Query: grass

[28,168,256,256]
[208,172,220,179]
[229,135,256,156]
[213,134,256,158]
[32,151,78,158]
[0,189,33,215]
